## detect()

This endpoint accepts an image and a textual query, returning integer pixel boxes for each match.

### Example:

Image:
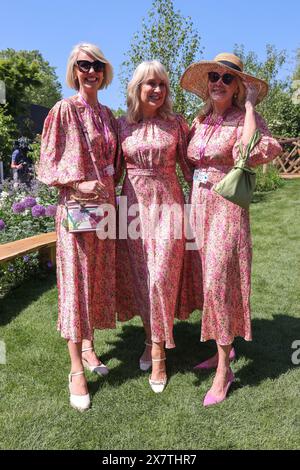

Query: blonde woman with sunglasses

[38,43,119,411]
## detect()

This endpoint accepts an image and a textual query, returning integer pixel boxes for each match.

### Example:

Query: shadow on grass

[1,271,298,395]
[182,313,300,389]
[234,314,300,386]
[98,313,300,392]
[251,192,270,204]
[0,272,56,327]
[89,323,153,394]
[88,320,199,395]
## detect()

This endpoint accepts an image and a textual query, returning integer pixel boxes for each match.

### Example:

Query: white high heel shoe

[69,371,90,411]
[139,342,152,371]
[149,358,167,393]
[82,347,109,376]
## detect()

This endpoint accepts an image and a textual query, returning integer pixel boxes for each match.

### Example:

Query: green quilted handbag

[213,129,261,209]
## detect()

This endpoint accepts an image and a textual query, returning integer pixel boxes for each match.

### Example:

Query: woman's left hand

[243,80,260,107]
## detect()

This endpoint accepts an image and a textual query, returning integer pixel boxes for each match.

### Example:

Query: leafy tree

[291,49,300,107]
[111,107,126,118]
[293,48,300,80]
[0,49,62,109]
[0,105,17,170]
[234,44,300,137]
[120,0,203,120]
[27,134,41,164]
[0,55,42,120]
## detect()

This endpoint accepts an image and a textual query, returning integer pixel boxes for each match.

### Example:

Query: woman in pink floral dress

[116,61,192,393]
[180,53,282,406]
[38,43,118,411]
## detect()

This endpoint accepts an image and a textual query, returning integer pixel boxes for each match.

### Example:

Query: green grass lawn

[0,180,299,450]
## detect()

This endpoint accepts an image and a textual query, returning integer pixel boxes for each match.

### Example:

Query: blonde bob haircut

[126,60,174,124]
[198,75,246,121]
[66,43,113,91]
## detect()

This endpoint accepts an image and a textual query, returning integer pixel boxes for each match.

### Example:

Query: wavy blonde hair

[126,60,174,123]
[198,75,246,121]
[66,43,113,91]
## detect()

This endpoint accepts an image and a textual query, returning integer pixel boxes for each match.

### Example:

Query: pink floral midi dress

[37,95,118,342]
[116,115,192,348]
[187,107,282,345]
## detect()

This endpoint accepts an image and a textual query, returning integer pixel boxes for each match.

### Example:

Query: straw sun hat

[180,52,268,105]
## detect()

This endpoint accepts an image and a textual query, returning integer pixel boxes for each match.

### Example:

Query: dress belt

[193,164,232,173]
[126,167,176,176]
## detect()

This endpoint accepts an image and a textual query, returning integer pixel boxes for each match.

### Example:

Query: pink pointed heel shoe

[194,347,236,370]
[203,368,235,407]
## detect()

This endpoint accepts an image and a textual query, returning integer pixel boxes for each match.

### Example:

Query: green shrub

[0,106,17,170]
[0,179,58,297]
[27,134,41,164]
[255,164,284,193]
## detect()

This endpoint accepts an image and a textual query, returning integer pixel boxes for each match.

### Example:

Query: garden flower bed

[0,179,58,297]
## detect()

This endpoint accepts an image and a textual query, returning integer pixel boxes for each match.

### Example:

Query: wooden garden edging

[274,137,300,179]
[0,231,56,266]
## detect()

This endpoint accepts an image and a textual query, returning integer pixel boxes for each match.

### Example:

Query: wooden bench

[0,232,57,266]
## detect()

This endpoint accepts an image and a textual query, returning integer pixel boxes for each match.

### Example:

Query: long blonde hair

[126,60,175,124]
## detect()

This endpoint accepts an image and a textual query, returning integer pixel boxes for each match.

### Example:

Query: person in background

[11,137,33,185]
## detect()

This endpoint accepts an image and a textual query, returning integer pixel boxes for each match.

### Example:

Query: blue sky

[1,0,299,110]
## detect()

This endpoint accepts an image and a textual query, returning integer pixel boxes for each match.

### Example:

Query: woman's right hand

[243,81,260,108]
[77,180,109,199]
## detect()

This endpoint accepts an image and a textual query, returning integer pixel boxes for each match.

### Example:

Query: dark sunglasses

[76,60,105,73]
[208,71,236,85]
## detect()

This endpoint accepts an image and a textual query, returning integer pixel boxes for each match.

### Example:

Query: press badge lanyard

[78,93,111,160]
[194,113,225,184]
[198,113,224,160]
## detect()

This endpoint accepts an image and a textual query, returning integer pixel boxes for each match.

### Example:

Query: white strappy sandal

[148,357,167,393]
[68,371,90,411]
[81,347,109,376]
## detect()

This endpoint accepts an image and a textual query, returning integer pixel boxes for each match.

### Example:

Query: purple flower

[12,201,26,214]
[45,204,57,217]
[31,204,46,217]
[23,255,30,262]
[0,219,5,231]
[46,261,53,269]
[22,196,37,208]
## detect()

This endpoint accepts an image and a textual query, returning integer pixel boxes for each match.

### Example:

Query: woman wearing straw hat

[180,52,282,406]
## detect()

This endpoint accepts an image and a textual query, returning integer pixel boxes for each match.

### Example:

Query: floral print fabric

[187,107,282,344]
[37,95,118,342]
[116,115,192,349]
